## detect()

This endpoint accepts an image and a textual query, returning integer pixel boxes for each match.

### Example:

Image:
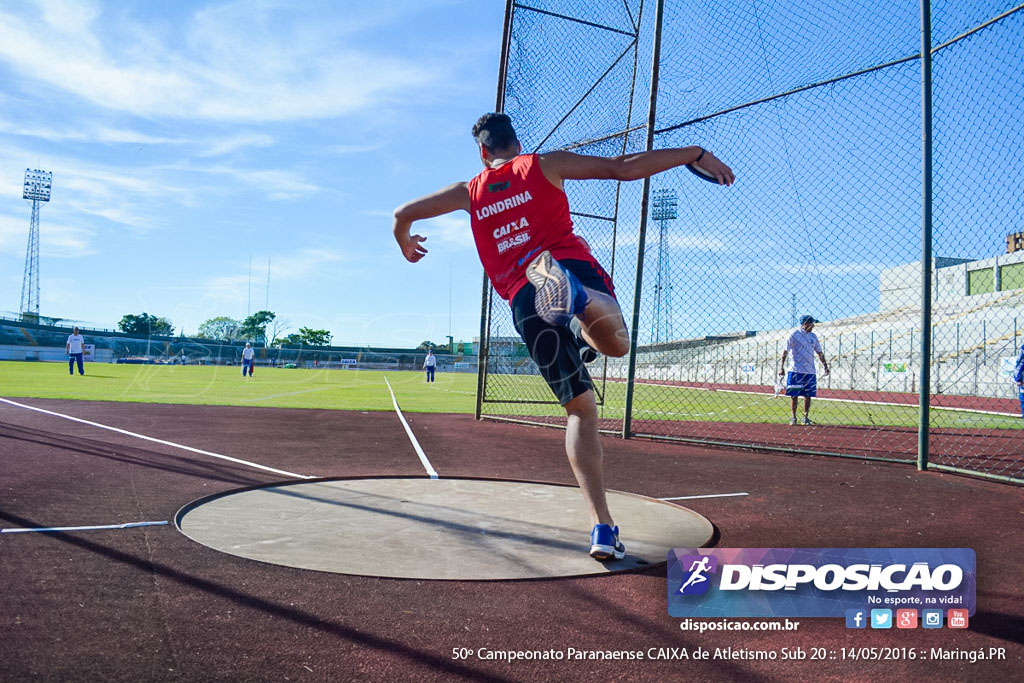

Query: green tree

[282,327,332,347]
[298,327,332,346]
[239,310,276,344]
[118,312,174,336]
[195,316,241,341]
[266,316,291,346]
[416,340,438,351]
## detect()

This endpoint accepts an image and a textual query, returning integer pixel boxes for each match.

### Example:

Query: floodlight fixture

[23,168,52,202]
[20,168,52,318]
[651,188,677,221]
[650,188,678,343]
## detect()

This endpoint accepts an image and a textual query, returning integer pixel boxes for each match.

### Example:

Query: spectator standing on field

[242,342,255,377]
[1013,343,1024,421]
[779,315,830,425]
[423,349,437,383]
[66,326,86,376]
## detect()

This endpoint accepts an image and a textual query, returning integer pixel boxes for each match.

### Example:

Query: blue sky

[0,0,506,347]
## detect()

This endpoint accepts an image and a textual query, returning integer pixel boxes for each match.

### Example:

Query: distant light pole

[651,188,677,343]
[21,169,52,321]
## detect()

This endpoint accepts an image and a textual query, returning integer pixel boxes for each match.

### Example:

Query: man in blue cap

[779,315,830,425]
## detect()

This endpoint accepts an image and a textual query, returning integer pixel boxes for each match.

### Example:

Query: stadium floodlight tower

[20,168,52,322]
[650,188,678,343]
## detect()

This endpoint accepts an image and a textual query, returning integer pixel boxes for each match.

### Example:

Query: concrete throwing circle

[176,477,714,580]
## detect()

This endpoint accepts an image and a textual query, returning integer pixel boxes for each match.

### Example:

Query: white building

[881,250,1024,310]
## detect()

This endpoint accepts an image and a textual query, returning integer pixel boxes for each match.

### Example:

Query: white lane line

[383,376,438,480]
[0,397,312,480]
[612,378,1020,418]
[249,386,333,401]
[2,521,169,534]
[659,492,749,501]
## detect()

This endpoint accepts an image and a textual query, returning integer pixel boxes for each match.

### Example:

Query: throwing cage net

[477,0,1024,484]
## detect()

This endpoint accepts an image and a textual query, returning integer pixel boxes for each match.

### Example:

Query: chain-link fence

[0,317,477,372]
[477,0,1024,484]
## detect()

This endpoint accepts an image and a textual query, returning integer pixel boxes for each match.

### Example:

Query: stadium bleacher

[0,316,478,373]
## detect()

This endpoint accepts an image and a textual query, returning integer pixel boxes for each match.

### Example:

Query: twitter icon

[870,609,893,629]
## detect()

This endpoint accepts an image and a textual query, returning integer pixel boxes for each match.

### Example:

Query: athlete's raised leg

[577,288,629,358]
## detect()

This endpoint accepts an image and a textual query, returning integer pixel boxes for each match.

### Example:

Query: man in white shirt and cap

[65,326,86,376]
[423,349,437,383]
[779,315,830,425]
[242,342,255,377]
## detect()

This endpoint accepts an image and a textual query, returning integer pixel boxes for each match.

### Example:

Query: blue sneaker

[589,524,625,560]
[526,251,589,326]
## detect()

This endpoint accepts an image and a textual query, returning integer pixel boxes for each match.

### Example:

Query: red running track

[1,398,1022,681]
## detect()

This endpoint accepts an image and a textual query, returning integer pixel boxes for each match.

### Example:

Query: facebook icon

[845,608,867,629]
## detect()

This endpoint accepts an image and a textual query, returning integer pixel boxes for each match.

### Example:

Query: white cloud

[181,164,321,200]
[204,247,347,291]
[0,212,95,258]
[776,262,885,275]
[0,119,182,145]
[422,213,474,249]
[54,165,192,229]
[197,133,274,158]
[268,248,347,280]
[0,140,194,231]
[0,117,278,157]
[325,143,384,156]
[663,233,729,251]
[614,227,730,252]
[0,1,442,123]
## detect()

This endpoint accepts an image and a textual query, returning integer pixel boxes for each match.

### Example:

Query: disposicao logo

[667,548,975,619]
[676,554,718,596]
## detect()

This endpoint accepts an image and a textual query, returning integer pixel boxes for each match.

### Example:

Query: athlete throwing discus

[392,113,734,560]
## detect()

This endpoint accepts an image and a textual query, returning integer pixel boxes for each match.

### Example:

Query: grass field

[479,375,1022,429]
[2,360,1019,430]
[0,361,477,413]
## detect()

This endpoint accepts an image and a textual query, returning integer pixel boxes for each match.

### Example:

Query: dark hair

[472,113,518,154]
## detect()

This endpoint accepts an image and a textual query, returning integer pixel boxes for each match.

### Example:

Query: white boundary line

[659,492,749,501]
[249,386,333,401]
[383,376,438,479]
[0,397,312,480]
[609,378,1020,418]
[2,521,169,534]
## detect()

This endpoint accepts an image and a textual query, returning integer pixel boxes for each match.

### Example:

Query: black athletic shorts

[511,258,616,405]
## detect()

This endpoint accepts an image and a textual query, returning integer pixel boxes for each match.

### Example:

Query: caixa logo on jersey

[667,548,976,618]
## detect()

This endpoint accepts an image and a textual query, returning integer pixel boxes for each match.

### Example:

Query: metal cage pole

[623,0,666,438]
[475,0,516,420]
[918,0,933,470]
[600,0,648,416]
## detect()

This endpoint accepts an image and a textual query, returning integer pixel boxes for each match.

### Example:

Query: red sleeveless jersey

[468,154,594,301]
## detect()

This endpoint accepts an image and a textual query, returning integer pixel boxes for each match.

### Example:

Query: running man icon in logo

[677,555,718,596]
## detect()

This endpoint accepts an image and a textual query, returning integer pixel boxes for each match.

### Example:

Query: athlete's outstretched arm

[539,147,735,186]
[393,182,471,263]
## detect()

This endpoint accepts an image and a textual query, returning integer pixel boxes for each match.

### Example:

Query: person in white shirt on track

[65,327,86,376]
[242,342,255,377]
[423,349,437,383]
[779,315,830,425]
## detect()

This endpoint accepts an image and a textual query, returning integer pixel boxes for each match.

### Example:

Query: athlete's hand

[692,151,735,186]
[400,234,428,263]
